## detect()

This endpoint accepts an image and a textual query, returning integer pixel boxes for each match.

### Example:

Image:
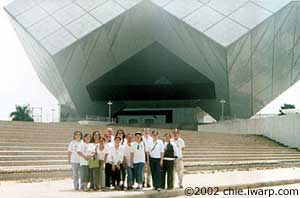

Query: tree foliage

[9,105,34,121]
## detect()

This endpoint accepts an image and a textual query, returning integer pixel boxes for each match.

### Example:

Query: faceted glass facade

[4,0,300,121]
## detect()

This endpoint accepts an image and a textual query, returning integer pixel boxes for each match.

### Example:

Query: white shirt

[171,138,185,158]
[77,142,95,166]
[124,143,134,167]
[108,145,125,164]
[105,142,114,150]
[142,136,153,149]
[148,139,164,158]
[68,140,81,163]
[163,141,178,161]
[132,141,146,164]
[96,144,109,161]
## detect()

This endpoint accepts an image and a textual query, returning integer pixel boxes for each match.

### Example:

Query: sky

[0,0,299,122]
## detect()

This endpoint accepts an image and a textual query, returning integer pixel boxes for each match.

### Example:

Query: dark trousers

[105,163,112,187]
[112,164,123,187]
[161,160,174,189]
[120,164,126,186]
[150,157,161,188]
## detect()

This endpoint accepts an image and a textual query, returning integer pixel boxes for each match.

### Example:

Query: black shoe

[147,183,151,188]
[179,185,183,189]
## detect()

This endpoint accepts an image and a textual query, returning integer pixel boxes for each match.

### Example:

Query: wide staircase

[1,121,300,181]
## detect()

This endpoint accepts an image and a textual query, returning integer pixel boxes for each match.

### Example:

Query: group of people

[67,128,185,192]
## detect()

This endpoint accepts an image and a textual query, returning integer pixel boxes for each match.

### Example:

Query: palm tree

[10,105,34,121]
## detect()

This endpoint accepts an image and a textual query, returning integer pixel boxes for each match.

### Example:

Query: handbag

[89,158,99,168]
[88,145,99,168]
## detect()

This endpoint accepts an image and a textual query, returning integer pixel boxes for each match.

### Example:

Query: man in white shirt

[147,130,164,191]
[131,132,147,190]
[142,128,152,188]
[172,129,185,188]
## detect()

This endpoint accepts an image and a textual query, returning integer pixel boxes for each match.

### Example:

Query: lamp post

[220,98,226,121]
[107,100,112,122]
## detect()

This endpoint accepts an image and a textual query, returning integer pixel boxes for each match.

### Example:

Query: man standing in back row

[172,129,185,188]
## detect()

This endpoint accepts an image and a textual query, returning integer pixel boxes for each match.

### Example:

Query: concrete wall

[198,114,300,149]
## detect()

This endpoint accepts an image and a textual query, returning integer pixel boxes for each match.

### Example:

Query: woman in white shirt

[116,129,127,190]
[67,131,82,191]
[123,133,134,190]
[90,131,100,190]
[77,133,95,191]
[108,136,125,190]
[95,137,109,190]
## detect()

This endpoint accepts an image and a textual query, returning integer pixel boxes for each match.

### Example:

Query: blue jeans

[71,163,81,190]
[150,158,161,188]
[127,167,134,187]
[134,162,145,184]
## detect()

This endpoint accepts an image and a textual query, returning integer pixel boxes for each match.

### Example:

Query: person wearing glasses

[147,130,164,191]
[142,128,152,188]
[131,132,147,190]
[172,129,185,188]
[161,132,178,190]
[67,131,82,191]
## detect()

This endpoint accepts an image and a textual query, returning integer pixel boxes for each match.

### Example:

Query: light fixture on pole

[107,100,112,122]
[220,98,226,121]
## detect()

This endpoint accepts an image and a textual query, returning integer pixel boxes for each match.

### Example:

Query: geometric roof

[4,0,293,55]
[4,0,300,120]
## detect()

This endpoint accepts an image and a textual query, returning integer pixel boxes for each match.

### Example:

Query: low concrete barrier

[198,114,300,149]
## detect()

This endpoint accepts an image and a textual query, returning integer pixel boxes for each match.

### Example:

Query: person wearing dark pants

[105,163,112,188]
[161,160,174,189]
[147,130,164,191]
[161,132,178,189]
[112,164,122,188]
[109,136,125,190]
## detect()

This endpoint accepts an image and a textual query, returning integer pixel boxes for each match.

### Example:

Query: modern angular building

[4,0,300,125]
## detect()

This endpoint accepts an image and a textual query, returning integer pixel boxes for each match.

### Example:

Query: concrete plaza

[1,168,300,198]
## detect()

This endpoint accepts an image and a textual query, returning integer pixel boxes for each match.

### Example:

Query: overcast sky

[0,0,299,122]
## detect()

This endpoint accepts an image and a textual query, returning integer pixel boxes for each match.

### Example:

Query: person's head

[83,133,91,143]
[99,137,105,145]
[116,129,125,140]
[106,128,113,136]
[164,132,171,142]
[114,136,121,145]
[91,131,100,143]
[152,130,159,141]
[73,131,82,141]
[135,132,142,142]
[173,128,180,140]
[143,128,150,137]
[126,133,133,143]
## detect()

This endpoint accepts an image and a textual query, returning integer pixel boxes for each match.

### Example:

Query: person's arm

[130,152,134,168]
[67,151,71,164]
[160,141,164,167]
[181,139,185,151]
[173,142,179,159]
[123,156,128,168]
[77,151,90,161]
[67,143,72,164]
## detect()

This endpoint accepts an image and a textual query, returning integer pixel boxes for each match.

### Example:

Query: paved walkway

[0,168,300,198]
